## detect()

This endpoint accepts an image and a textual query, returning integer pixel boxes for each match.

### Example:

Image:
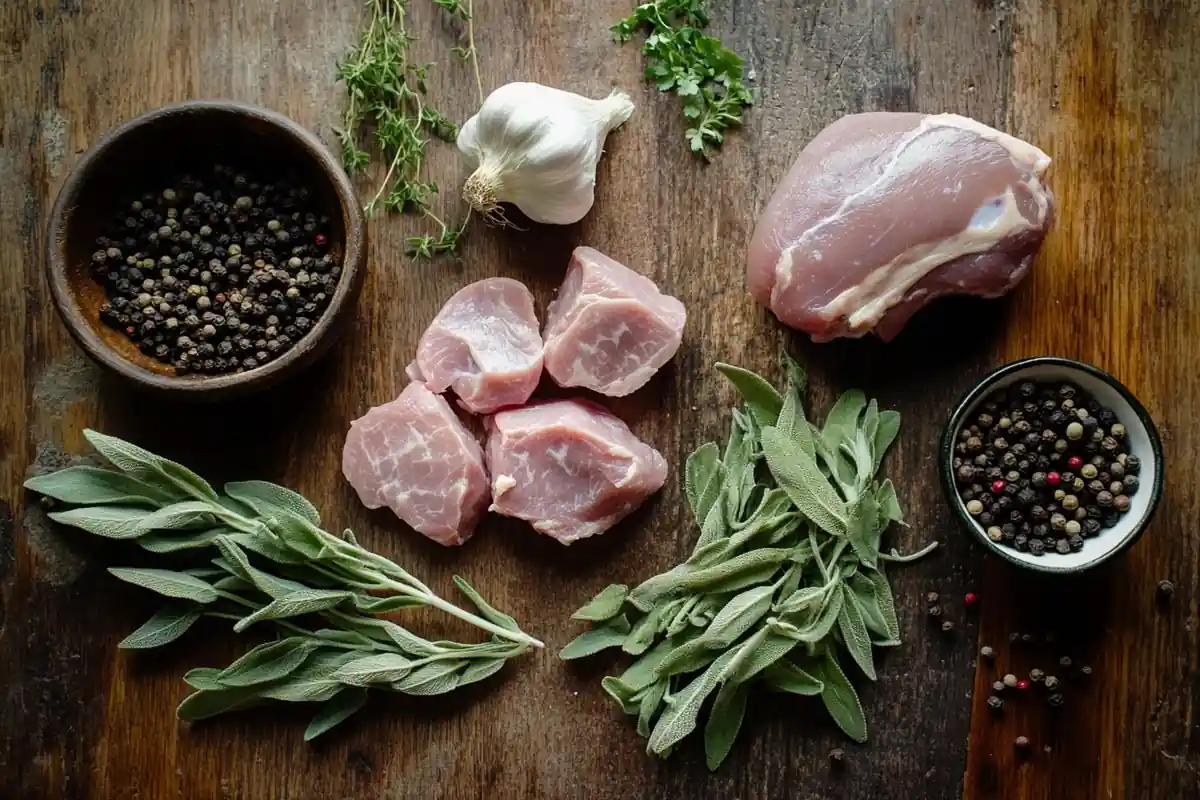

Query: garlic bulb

[457,82,635,225]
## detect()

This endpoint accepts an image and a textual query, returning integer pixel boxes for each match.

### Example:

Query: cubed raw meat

[485,398,668,544]
[542,247,686,397]
[342,382,489,546]
[407,278,544,413]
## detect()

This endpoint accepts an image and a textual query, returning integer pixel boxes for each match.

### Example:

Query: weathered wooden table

[2,1,1197,798]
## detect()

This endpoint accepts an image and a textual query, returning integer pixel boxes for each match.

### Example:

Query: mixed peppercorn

[952,380,1141,556]
[89,165,341,375]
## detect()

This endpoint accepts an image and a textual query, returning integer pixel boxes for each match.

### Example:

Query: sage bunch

[561,355,937,769]
[25,431,542,741]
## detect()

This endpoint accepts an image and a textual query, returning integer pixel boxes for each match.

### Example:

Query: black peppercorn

[1125,454,1141,474]
[1043,675,1060,690]
[987,695,1004,712]
[1047,693,1064,708]
[1029,539,1046,556]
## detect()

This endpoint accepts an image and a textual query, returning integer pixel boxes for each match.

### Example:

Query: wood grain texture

[0,1,1194,799]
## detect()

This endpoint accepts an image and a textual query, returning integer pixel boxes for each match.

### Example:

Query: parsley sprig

[613,1,753,160]
[336,0,482,258]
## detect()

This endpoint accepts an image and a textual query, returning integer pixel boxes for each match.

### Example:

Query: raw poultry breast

[748,112,1053,341]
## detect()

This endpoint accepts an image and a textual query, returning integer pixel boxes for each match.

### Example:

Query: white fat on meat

[485,398,667,544]
[542,247,686,397]
[342,382,489,547]
[748,112,1054,341]
[407,278,543,413]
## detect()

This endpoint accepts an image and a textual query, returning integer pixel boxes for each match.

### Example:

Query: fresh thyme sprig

[612,0,754,161]
[336,0,484,258]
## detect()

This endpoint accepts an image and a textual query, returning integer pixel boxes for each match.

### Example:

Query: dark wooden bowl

[45,100,367,401]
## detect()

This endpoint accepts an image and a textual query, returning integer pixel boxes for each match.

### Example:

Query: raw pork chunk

[407,278,543,413]
[342,382,489,546]
[748,113,1053,341]
[486,399,668,544]
[543,247,686,397]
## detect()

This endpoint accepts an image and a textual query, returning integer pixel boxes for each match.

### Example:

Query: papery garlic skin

[458,82,635,225]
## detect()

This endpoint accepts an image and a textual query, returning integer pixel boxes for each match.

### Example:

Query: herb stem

[467,0,483,105]
[375,575,544,649]
[879,541,940,563]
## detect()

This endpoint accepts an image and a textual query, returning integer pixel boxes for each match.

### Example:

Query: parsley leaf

[612,0,752,160]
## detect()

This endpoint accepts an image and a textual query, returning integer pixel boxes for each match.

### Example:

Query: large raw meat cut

[407,278,544,413]
[748,112,1054,341]
[543,247,686,397]
[342,382,489,546]
[485,399,668,544]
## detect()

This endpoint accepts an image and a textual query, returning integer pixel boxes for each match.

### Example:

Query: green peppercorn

[987,526,1003,542]
[1111,423,1126,439]
[1081,463,1098,479]
[1049,513,1067,532]
[1065,520,1081,536]
[1029,668,1045,683]
[1054,439,1069,453]
[1066,421,1083,440]
[1062,495,1079,511]
[980,646,996,661]
[235,195,253,210]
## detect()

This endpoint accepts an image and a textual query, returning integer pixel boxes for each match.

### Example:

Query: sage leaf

[394,660,465,696]
[762,659,824,696]
[177,687,263,721]
[863,566,900,642]
[815,651,867,742]
[791,584,844,643]
[821,391,866,450]
[636,678,668,738]
[345,618,440,657]
[876,480,904,525]
[724,627,798,685]
[846,493,881,570]
[701,584,775,647]
[453,576,520,632]
[714,362,782,427]
[331,653,414,686]
[108,567,219,603]
[135,500,218,533]
[774,585,826,615]
[676,548,791,594]
[304,687,367,741]
[647,648,738,755]
[138,527,226,554]
[224,480,321,527]
[458,656,507,687]
[861,399,880,452]
[264,514,328,560]
[837,588,877,680]
[695,489,730,550]
[571,584,628,622]
[119,604,202,649]
[704,681,749,770]
[24,466,174,507]
[232,589,353,632]
[601,676,641,715]
[217,638,319,687]
[624,607,663,655]
[259,651,359,702]
[312,628,379,649]
[351,594,427,613]
[48,505,156,539]
[559,615,631,659]
[224,530,310,565]
[873,410,901,470]
[183,667,224,690]
[618,638,682,692]
[761,427,848,537]
[847,573,891,640]
[685,443,722,520]
[84,430,218,502]
[655,637,724,678]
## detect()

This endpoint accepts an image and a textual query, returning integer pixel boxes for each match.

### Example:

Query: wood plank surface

[0,1,1196,799]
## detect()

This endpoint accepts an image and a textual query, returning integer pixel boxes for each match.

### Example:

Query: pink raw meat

[543,247,686,397]
[485,399,668,544]
[748,112,1054,341]
[407,278,543,413]
[342,382,489,546]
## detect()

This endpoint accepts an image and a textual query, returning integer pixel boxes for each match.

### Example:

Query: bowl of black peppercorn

[45,100,367,400]
[940,357,1163,574]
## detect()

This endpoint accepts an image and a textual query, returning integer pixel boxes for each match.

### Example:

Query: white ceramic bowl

[940,357,1164,574]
